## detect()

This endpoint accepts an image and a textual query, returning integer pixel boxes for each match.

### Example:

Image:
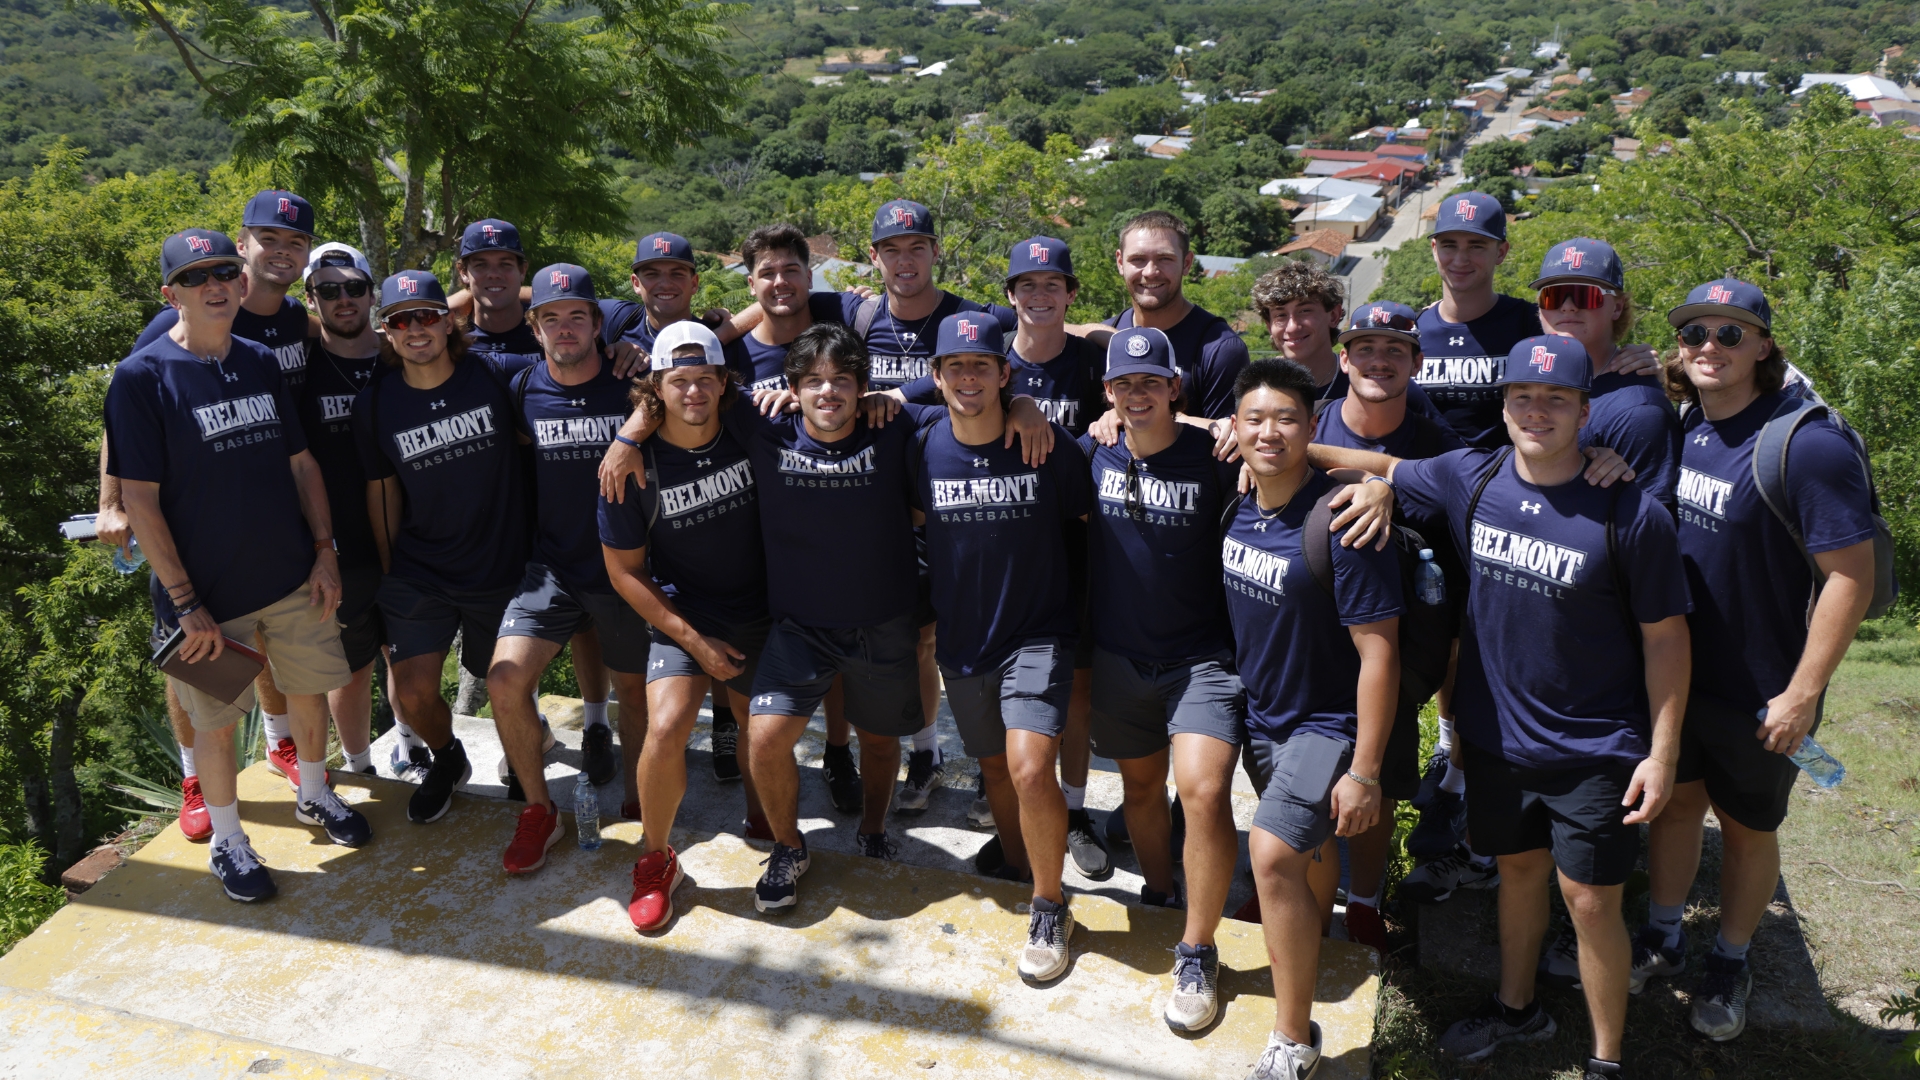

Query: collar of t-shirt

[465,315,540,356]
[135,295,312,390]
[1414,294,1539,448]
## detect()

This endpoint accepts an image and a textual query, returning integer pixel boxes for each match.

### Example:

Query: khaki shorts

[171,586,352,732]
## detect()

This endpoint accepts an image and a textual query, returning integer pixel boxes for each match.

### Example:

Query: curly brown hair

[1250,261,1345,346]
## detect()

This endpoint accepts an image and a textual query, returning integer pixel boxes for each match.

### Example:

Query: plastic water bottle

[1757,708,1845,789]
[574,771,601,850]
[112,537,146,575]
[1415,548,1446,606]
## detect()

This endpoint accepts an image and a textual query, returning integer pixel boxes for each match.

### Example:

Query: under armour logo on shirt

[754,695,774,707]
[1449,336,1466,347]
[262,328,278,338]
[1253,521,1268,531]
[900,333,917,345]
[222,371,239,383]
[1694,433,1710,445]
[568,398,587,407]
[1520,500,1542,514]
[430,399,447,409]
[971,457,990,468]
[1027,377,1043,387]
[695,458,712,468]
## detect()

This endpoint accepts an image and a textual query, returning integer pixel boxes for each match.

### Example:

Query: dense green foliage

[0,842,64,954]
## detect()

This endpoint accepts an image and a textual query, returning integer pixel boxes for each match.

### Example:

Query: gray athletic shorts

[496,562,652,674]
[1088,648,1246,761]
[1244,732,1355,854]
[648,613,772,697]
[941,637,1073,759]
[749,613,923,736]
[378,574,515,678]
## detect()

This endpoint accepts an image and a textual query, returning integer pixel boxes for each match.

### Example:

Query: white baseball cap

[650,320,726,371]
[304,242,373,284]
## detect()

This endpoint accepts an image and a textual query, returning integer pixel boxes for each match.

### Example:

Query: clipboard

[152,626,266,704]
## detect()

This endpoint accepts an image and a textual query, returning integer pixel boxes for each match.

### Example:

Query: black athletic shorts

[335,560,385,672]
[749,614,923,736]
[1463,739,1638,887]
[377,574,515,678]
[648,613,772,697]
[1675,690,1821,833]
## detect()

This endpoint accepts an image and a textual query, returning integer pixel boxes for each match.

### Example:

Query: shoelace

[306,788,353,822]
[511,807,553,847]
[1698,966,1742,1004]
[711,727,736,756]
[632,854,673,891]
[1172,952,1211,994]
[219,835,265,875]
[904,753,937,789]
[860,833,899,860]
[760,844,804,887]
[1028,907,1061,947]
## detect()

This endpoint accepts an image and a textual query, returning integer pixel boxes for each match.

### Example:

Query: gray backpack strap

[1751,399,1828,579]
[852,296,884,341]
[1302,485,1342,597]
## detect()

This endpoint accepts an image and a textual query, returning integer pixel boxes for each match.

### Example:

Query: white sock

[394,721,426,750]
[911,724,938,758]
[1440,762,1467,795]
[582,700,609,731]
[1061,781,1086,811]
[1436,717,1455,756]
[179,744,197,779]
[263,712,292,744]
[1349,883,1384,909]
[1267,1028,1319,1058]
[208,799,243,847]
[297,758,328,805]
[1467,846,1495,869]
[344,748,373,773]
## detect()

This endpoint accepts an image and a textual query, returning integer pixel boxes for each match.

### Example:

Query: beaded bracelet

[172,600,204,619]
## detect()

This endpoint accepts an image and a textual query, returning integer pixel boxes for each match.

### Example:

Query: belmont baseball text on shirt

[1221,536,1289,598]
[533,414,626,460]
[930,471,1041,520]
[1471,519,1588,596]
[777,444,878,486]
[1096,467,1201,524]
[393,405,499,465]
[1675,466,1733,532]
[658,458,757,526]
[192,394,281,450]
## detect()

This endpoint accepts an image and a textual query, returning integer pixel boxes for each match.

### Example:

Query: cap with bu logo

[303,241,372,284]
[1103,326,1180,381]
[1006,235,1076,285]
[460,219,524,258]
[650,320,726,371]
[872,199,935,243]
[933,312,1006,359]
[1338,300,1422,346]
[1496,334,1592,392]
[1529,237,1623,291]
[378,270,449,313]
[1666,277,1772,331]
[1431,191,1506,242]
[530,263,597,310]
[632,232,695,270]
[160,228,244,283]
[242,190,314,236]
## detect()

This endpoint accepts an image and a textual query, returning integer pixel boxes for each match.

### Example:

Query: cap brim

[1337,327,1421,346]
[1102,362,1180,381]
[871,229,938,242]
[933,347,1007,360]
[1004,269,1079,289]
[242,219,313,236]
[631,255,697,270]
[1527,273,1619,290]
[165,255,245,282]
[1431,224,1505,241]
[379,298,449,315]
[528,294,595,311]
[1665,302,1769,330]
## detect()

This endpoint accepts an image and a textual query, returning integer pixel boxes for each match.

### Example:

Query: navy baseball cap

[872,199,935,243]
[1338,300,1422,346]
[1497,334,1592,392]
[1431,191,1506,242]
[529,263,597,310]
[1530,237,1623,291]
[633,231,695,270]
[160,229,244,283]
[1667,277,1772,331]
[650,320,725,371]
[1006,236,1076,285]
[460,219,524,259]
[378,270,448,313]
[1103,326,1180,381]
[933,312,1006,359]
[242,190,314,236]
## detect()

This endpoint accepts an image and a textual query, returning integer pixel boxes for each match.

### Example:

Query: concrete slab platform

[0,763,1380,1079]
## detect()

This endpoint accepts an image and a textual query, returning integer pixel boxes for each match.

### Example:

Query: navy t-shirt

[298,343,383,568]
[721,396,940,627]
[1319,368,1447,426]
[518,359,632,592]
[465,315,541,356]
[138,296,312,395]
[736,295,849,393]
[352,354,535,593]
[1315,396,1467,601]
[1581,372,1681,508]
[105,337,315,626]
[1222,471,1405,743]
[598,428,768,627]
[596,302,755,384]
[836,291,1017,390]
[1676,393,1876,714]
[1080,426,1241,663]
[1414,294,1538,448]
[1106,304,1250,419]
[902,335,1109,438]
[1395,449,1693,768]
[915,416,1090,674]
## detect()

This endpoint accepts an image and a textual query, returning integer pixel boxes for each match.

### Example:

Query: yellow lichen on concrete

[0,763,1378,1079]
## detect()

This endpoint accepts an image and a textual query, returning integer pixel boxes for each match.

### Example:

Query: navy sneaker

[581,723,617,787]
[210,832,276,902]
[409,738,471,824]
[296,788,374,847]
[1689,952,1752,1041]
[754,841,810,913]
[1629,925,1687,994]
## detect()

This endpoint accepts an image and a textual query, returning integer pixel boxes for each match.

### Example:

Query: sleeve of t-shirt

[597,480,651,551]
[1194,328,1251,419]
[809,292,846,325]
[1331,524,1406,626]
[1619,490,1693,623]
[901,402,946,428]
[1075,432,1097,460]
[103,358,166,483]
[597,299,642,344]
[1049,424,1093,518]
[1584,401,1681,509]
[985,302,1017,333]
[718,388,772,444]
[133,308,179,352]
[1392,449,1482,523]
[1784,422,1878,554]
[351,384,397,481]
[898,375,943,405]
[835,291,865,325]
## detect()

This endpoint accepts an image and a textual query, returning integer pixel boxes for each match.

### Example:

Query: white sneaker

[1164,943,1219,1031]
[496,715,556,782]
[893,749,945,813]
[967,796,995,828]
[1246,1022,1321,1080]
[1399,844,1500,904]
[1018,898,1075,982]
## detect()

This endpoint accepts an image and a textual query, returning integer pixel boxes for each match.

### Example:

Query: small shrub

[0,843,66,955]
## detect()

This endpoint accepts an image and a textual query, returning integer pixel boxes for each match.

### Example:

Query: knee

[1007,753,1054,792]
[1563,884,1622,928]
[1181,776,1230,817]
[1716,814,1778,855]
[485,660,536,702]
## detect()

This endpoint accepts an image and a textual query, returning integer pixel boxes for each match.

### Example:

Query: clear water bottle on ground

[1415,548,1446,606]
[575,770,601,850]
[1757,708,1845,788]
[112,537,145,574]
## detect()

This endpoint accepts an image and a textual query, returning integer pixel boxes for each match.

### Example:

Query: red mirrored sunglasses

[383,309,444,331]
[1538,283,1615,310]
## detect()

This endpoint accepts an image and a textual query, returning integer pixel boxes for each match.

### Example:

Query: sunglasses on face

[1678,322,1752,349]
[1538,283,1615,310]
[170,264,243,288]
[312,279,371,301]
[383,309,444,331]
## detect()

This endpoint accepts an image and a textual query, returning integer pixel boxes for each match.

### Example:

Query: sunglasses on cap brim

[1352,311,1418,334]
[1677,322,1760,349]
[1538,283,1617,310]
[170,263,244,288]
[312,279,372,300]
[382,308,445,330]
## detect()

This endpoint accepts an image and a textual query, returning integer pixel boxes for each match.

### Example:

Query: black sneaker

[1629,925,1687,994]
[821,742,862,814]
[754,841,810,913]
[1065,808,1113,880]
[1408,780,1466,862]
[1436,994,1556,1062]
[1689,952,1751,1042]
[408,738,471,823]
[1410,749,1447,810]
[893,749,945,813]
[295,788,374,847]
[710,719,741,783]
[581,723,617,787]
[857,831,899,860]
[1105,807,1132,848]
[1584,1057,1624,1080]
[1141,882,1185,909]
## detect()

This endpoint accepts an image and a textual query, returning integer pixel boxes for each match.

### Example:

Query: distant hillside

[0,0,231,181]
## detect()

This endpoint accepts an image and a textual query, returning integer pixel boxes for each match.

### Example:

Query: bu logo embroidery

[277,197,297,223]
[484,224,501,244]
[1125,335,1151,357]
[549,269,571,289]
[1028,242,1049,262]
[1529,345,1556,373]
[955,318,980,342]
[889,205,917,229]
[1454,198,1476,221]
[1707,284,1734,303]
[1520,500,1542,514]
[397,276,419,295]
[1561,246,1584,269]
[652,236,673,255]
[185,235,213,254]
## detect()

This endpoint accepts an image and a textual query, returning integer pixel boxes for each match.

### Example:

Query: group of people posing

[100,187,1883,1080]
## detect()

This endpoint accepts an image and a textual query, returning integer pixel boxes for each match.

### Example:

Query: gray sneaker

[967,796,995,828]
[1163,942,1219,1031]
[1246,1022,1321,1080]
[1538,923,1582,987]
[1018,896,1075,982]
[1437,994,1556,1062]
[1689,953,1751,1041]
[1629,925,1687,994]
[1399,844,1500,904]
[893,749,945,813]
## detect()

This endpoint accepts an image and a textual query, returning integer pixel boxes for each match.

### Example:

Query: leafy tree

[1198,187,1287,257]
[1462,138,1529,181]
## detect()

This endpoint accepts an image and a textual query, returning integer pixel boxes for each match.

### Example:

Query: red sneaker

[502,803,562,874]
[1344,900,1388,956]
[628,847,685,932]
[264,737,329,791]
[179,776,212,842]
[1231,894,1263,924]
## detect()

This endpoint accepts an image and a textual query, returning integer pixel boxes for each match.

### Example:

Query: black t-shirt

[599,429,768,627]
[518,360,633,592]
[299,342,383,567]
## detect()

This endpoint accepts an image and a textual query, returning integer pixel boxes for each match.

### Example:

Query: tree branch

[133,0,227,99]
[306,0,337,42]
